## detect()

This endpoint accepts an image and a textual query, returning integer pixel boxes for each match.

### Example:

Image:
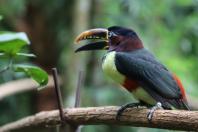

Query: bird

[74,26,190,121]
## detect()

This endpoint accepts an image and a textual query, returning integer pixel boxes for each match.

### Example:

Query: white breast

[102,51,125,84]
[102,51,156,105]
[132,88,156,105]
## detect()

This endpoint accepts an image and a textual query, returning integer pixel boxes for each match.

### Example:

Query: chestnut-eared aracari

[74,26,190,121]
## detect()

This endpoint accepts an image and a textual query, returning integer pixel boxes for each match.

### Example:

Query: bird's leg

[147,102,163,122]
[116,102,147,120]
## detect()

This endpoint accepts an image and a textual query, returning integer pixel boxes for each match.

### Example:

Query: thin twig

[75,71,84,132]
[71,70,85,132]
[52,68,65,122]
[74,70,84,108]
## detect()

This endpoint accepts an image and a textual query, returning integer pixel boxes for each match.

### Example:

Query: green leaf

[0,16,2,21]
[14,65,48,89]
[0,32,30,55]
[16,53,36,58]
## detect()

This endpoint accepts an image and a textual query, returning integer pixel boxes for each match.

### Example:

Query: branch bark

[0,106,198,131]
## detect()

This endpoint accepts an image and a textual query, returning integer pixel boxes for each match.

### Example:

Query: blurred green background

[0,0,198,131]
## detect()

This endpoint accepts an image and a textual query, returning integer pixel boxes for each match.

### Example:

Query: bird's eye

[108,31,117,38]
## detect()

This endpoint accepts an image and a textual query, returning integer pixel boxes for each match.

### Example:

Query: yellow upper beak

[75,28,108,43]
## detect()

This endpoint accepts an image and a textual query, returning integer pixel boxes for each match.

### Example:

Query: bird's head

[75,26,143,52]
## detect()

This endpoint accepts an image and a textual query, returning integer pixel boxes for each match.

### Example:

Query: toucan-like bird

[74,26,190,120]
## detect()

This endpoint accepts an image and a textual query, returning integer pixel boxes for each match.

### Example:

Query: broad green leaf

[14,65,48,89]
[0,16,2,21]
[16,53,36,58]
[0,32,30,55]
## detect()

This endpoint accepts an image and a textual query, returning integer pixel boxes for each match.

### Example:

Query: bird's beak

[74,28,109,52]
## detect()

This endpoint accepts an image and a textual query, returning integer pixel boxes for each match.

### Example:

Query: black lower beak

[75,41,108,52]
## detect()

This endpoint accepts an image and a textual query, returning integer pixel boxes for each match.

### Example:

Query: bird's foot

[116,102,146,121]
[147,102,163,122]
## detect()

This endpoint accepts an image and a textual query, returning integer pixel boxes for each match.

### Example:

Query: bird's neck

[115,38,144,52]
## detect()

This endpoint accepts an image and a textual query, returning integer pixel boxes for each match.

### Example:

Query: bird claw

[116,102,145,121]
[147,102,163,122]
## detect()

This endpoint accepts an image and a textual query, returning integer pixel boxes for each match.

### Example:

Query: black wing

[115,49,188,109]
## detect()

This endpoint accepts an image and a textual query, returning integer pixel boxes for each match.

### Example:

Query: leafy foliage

[0,30,48,88]
[0,32,29,55]
[14,65,48,88]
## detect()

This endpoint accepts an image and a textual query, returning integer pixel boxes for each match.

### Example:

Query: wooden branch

[0,106,198,131]
[0,76,61,100]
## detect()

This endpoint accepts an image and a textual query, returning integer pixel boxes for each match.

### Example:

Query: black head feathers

[108,26,137,37]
